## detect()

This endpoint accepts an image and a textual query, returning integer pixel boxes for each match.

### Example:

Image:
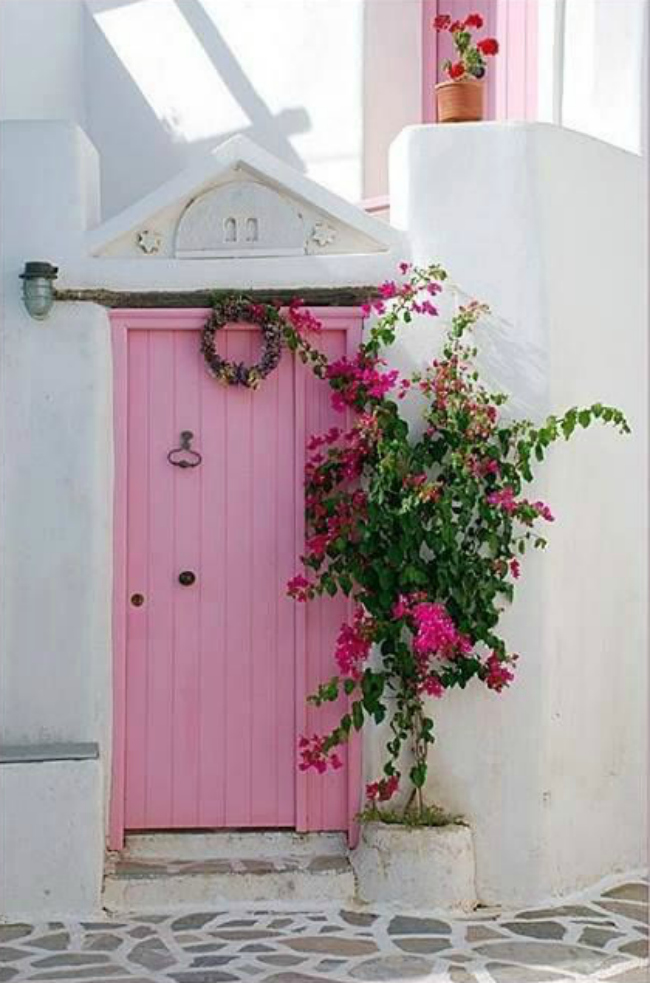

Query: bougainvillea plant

[278,263,629,824]
[433,12,499,81]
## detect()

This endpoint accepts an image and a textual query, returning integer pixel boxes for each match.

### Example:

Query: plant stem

[411,698,428,820]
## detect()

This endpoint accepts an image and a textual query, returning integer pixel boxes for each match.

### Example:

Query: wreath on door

[201,295,283,390]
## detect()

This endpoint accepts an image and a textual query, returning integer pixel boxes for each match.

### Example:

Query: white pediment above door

[175,179,306,258]
[87,136,401,261]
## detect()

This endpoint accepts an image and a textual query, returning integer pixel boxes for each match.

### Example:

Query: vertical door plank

[198,344,227,826]
[303,329,350,831]
[143,330,177,827]
[223,330,254,825]
[124,330,151,828]
[171,330,203,826]
[275,352,298,824]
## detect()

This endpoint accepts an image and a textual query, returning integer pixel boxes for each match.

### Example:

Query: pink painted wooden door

[110,309,361,842]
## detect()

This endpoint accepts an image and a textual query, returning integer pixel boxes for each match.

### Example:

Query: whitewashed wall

[0,122,111,918]
[390,121,647,905]
[0,1,645,915]
[0,0,422,217]
[0,118,402,918]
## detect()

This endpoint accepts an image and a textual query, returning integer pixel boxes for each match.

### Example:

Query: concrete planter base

[351,821,477,911]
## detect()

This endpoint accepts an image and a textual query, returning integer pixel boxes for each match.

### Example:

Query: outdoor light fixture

[20,261,58,320]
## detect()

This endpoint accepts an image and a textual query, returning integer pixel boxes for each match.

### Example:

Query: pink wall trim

[422,0,538,122]
[109,320,128,850]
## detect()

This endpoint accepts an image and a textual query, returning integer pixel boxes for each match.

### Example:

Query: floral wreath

[201,295,283,389]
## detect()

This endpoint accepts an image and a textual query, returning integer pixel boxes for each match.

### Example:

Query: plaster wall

[0,119,400,916]
[0,0,86,125]
[0,759,104,919]
[0,0,422,218]
[389,122,647,905]
[0,122,111,751]
[0,116,645,915]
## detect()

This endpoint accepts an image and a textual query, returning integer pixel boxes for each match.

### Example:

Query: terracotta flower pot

[436,79,485,123]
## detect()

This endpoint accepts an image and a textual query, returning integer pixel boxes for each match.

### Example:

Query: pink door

[109,309,362,847]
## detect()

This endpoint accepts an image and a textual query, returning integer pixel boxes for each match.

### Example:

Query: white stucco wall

[0,758,104,919]
[0,0,86,124]
[390,121,647,906]
[0,118,402,917]
[0,123,112,750]
[0,113,645,915]
[0,0,422,218]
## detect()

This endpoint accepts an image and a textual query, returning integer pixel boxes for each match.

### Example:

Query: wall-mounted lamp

[20,261,58,320]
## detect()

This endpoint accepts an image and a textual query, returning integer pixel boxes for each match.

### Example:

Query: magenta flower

[366,775,399,802]
[299,735,342,773]
[484,653,516,692]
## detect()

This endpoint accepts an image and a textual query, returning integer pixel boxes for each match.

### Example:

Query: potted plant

[280,263,629,908]
[433,12,499,122]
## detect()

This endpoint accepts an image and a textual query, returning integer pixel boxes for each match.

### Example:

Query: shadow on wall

[85,0,311,219]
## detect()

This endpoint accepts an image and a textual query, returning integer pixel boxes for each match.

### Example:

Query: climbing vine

[279,262,629,823]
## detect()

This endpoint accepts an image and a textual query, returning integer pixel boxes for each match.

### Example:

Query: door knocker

[167,431,202,469]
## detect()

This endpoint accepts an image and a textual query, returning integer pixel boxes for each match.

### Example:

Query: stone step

[122,829,347,861]
[103,851,356,913]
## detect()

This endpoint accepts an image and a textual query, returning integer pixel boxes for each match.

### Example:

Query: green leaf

[352,701,364,731]
[410,761,427,788]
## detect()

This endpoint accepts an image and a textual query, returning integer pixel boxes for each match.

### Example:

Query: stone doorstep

[122,830,347,862]
[102,852,356,914]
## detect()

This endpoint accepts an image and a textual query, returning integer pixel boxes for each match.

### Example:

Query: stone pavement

[0,876,646,983]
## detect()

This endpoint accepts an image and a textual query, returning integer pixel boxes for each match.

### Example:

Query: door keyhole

[178,570,196,586]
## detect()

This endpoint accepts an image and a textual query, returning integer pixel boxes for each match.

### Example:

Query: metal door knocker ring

[167,431,202,469]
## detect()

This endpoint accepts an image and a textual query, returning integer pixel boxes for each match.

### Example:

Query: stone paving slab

[0,875,645,983]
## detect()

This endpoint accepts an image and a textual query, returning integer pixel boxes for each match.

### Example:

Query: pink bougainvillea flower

[532,500,555,522]
[412,601,472,660]
[366,775,400,802]
[326,354,399,412]
[420,300,439,316]
[334,608,375,679]
[299,735,342,773]
[484,653,516,692]
[399,261,412,274]
[421,674,445,698]
[287,574,313,602]
[510,558,521,579]
[378,280,399,299]
[287,299,323,334]
[487,487,517,513]
[392,595,411,620]
[397,378,412,400]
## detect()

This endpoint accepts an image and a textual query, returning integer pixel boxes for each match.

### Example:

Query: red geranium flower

[464,13,484,29]
[450,19,463,32]
[449,61,466,80]
[478,37,499,56]
[433,13,451,30]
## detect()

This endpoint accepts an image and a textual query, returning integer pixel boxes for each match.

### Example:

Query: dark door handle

[178,570,196,586]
